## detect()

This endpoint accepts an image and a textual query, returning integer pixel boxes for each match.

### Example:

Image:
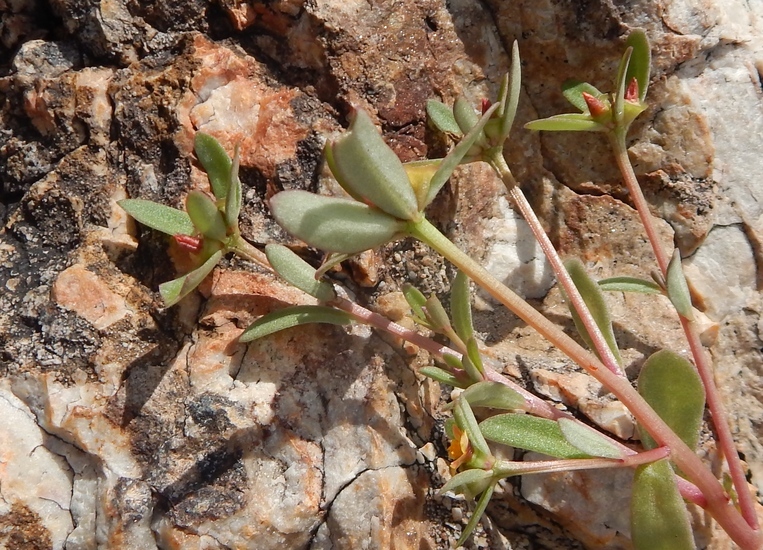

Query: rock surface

[1,0,762,548]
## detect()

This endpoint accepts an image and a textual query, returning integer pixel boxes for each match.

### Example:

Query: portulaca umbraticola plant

[120,30,763,550]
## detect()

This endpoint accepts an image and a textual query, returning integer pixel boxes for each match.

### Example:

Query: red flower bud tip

[481,98,492,115]
[582,92,609,117]
[625,77,640,102]
[174,234,203,254]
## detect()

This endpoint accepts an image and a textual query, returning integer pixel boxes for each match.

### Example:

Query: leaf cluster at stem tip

[118,132,245,306]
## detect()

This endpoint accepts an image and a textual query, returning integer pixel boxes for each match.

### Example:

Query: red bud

[582,92,609,118]
[481,98,492,115]
[625,77,640,102]
[174,234,203,254]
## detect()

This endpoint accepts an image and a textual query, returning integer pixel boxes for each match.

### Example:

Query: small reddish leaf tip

[481,98,492,115]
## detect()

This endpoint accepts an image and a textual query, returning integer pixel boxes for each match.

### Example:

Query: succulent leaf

[269,190,406,254]
[325,109,419,221]
[194,132,232,200]
[119,199,195,237]
[239,305,352,342]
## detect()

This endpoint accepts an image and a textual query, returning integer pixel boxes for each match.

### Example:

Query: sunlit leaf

[325,109,419,221]
[119,199,194,236]
[562,80,607,112]
[465,337,484,378]
[402,283,429,325]
[269,190,406,254]
[598,276,662,294]
[420,366,468,388]
[453,96,480,135]
[454,397,492,460]
[423,294,451,332]
[479,413,590,458]
[265,244,336,302]
[451,270,474,343]
[239,305,352,342]
[438,468,494,496]
[524,113,604,132]
[452,381,525,411]
[186,191,227,241]
[631,459,696,550]
[225,144,242,228]
[159,249,223,307]
[666,249,694,320]
[424,102,500,207]
[626,29,651,103]
[194,132,232,200]
[498,41,521,142]
[637,349,705,451]
[614,46,633,124]
[557,418,625,459]
[442,352,464,371]
[564,258,622,366]
[426,100,462,137]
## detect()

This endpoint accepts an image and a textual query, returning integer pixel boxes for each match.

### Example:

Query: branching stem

[610,129,760,531]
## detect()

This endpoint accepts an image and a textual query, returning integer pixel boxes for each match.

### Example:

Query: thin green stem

[409,217,761,549]
[610,131,760,531]
[488,151,624,376]
[231,235,271,271]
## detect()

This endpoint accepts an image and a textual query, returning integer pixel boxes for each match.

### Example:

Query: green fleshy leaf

[420,366,468,389]
[637,349,705,451]
[453,96,480,135]
[442,352,464,371]
[401,283,430,325]
[119,199,194,236]
[557,418,625,459]
[598,276,663,294]
[451,270,474,343]
[479,413,590,458]
[423,294,451,332]
[631,459,696,550]
[524,113,605,132]
[614,46,633,125]
[460,352,484,384]
[194,132,232,200]
[225,144,242,228]
[438,468,494,496]
[465,337,484,377]
[239,305,352,342]
[454,397,492,460]
[186,191,227,241]
[426,100,462,137]
[626,29,651,103]
[561,80,607,113]
[269,190,406,254]
[498,41,521,142]
[424,102,500,207]
[457,482,496,547]
[564,258,622,366]
[265,244,336,302]
[454,381,525,411]
[666,249,694,320]
[325,109,418,221]
[159,249,223,307]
